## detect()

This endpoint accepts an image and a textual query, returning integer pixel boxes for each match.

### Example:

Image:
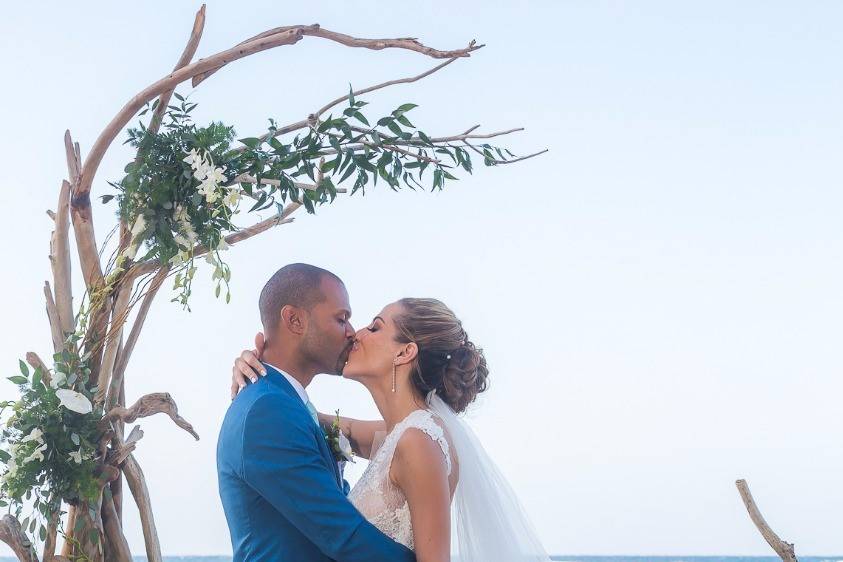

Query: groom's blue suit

[217,364,415,562]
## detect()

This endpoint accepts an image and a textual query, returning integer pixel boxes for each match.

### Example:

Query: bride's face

[342,301,404,383]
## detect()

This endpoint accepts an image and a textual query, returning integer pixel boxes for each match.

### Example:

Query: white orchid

[20,428,43,444]
[216,237,229,252]
[198,179,220,203]
[68,448,83,465]
[22,443,47,465]
[208,165,227,184]
[223,188,241,208]
[50,370,68,389]
[182,148,200,167]
[55,389,93,415]
[169,249,192,267]
[2,458,18,481]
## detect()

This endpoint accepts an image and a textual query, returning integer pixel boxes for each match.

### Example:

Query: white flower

[55,389,93,415]
[338,431,354,462]
[198,180,220,203]
[182,148,200,167]
[50,370,68,389]
[68,448,83,465]
[130,215,147,238]
[208,166,227,185]
[2,458,18,481]
[22,443,47,465]
[21,428,43,444]
[223,188,241,208]
[169,249,192,267]
[216,237,229,252]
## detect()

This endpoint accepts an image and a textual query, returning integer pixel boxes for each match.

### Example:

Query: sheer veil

[426,393,553,562]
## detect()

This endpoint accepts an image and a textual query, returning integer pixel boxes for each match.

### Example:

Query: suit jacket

[217,365,415,562]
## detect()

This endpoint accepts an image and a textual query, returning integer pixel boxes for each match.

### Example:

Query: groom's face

[300,276,355,376]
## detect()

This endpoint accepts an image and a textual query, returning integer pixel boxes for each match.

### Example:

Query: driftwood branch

[735,479,798,562]
[0,515,37,562]
[122,454,162,562]
[112,268,170,395]
[230,174,345,193]
[50,180,73,335]
[42,508,60,562]
[95,283,133,405]
[25,351,52,388]
[104,393,199,440]
[148,4,206,134]
[44,281,64,352]
[194,26,480,86]
[101,492,133,562]
[77,27,309,200]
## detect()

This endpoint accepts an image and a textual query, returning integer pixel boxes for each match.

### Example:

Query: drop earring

[392,361,397,393]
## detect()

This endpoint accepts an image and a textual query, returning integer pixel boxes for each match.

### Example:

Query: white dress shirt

[263,362,310,406]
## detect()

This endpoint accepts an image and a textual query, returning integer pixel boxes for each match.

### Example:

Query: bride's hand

[230,332,267,399]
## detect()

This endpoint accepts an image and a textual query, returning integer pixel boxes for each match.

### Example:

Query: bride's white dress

[348,409,451,550]
[346,395,553,561]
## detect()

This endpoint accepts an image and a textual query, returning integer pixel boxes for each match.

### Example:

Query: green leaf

[348,84,355,107]
[99,194,115,204]
[396,103,418,114]
[387,121,403,137]
[352,111,369,126]
[7,376,28,385]
[0,449,11,462]
[19,360,29,376]
[238,137,263,149]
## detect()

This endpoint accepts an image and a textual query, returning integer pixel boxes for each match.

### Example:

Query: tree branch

[44,281,64,352]
[25,351,52,388]
[735,479,798,562]
[104,393,199,440]
[50,180,74,335]
[77,27,310,200]
[96,283,133,405]
[112,267,170,395]
[101,492,133,562]
[0,515,37,562]
[122,454,162,562]
[194,26,480,86]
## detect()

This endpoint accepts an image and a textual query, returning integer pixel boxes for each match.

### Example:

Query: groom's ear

[281,305,307,336]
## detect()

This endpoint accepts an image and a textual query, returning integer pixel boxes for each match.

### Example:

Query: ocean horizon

[0,554,843,562]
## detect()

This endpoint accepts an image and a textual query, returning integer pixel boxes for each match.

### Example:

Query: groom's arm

[242,393,415,562]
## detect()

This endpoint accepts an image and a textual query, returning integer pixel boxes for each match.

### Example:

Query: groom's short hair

[259,263,343,332]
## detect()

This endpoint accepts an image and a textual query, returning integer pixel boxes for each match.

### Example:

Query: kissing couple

[217,263,552,562]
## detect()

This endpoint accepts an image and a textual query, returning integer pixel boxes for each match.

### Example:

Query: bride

[231,297,552,562]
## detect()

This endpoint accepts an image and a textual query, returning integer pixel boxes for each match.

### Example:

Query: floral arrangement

[0,341,100,545]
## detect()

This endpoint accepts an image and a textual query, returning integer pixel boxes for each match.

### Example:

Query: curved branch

[148,4,206,134]
[0,515,37,562]
[122,454,162,562]
[26,351,52,388]
[735,479,798,562]
[77,26,309,199]
[194,26,480,86]
[96,283,133,405]
[104,392,199,440]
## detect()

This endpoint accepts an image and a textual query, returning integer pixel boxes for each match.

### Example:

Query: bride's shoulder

[391,410,453,476]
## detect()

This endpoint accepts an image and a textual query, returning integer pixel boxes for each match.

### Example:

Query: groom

[217,263,415,562]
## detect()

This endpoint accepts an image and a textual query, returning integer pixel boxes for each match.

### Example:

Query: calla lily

[55,389,93,415]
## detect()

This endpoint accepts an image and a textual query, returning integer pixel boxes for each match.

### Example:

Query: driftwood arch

[0,5,543,561]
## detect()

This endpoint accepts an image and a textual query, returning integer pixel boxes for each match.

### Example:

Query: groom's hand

[230,332,267,400]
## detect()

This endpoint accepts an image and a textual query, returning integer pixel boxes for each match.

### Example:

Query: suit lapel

[262,365,343,489]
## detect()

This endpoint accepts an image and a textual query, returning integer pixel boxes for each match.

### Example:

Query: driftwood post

[736,479,798,562]
[0,5,542,561]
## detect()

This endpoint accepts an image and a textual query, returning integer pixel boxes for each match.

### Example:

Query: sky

[1,0,842,557]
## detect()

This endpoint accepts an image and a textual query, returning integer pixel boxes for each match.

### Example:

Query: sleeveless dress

[348,409,452,550]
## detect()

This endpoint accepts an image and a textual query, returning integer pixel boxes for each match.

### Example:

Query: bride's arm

[391,429,451,562]
[231,346,385,458]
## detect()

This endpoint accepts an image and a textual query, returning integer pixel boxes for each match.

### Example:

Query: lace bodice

[348,409,452,550]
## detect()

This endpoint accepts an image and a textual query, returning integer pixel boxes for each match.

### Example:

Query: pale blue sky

[1,0,842,556]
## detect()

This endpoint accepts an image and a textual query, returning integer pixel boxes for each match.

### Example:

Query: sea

[0,555,843,562]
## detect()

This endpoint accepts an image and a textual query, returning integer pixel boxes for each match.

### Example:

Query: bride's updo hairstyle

[393,298,489,413]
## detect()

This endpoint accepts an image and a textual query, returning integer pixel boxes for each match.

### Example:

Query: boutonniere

[324,410,354,463]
